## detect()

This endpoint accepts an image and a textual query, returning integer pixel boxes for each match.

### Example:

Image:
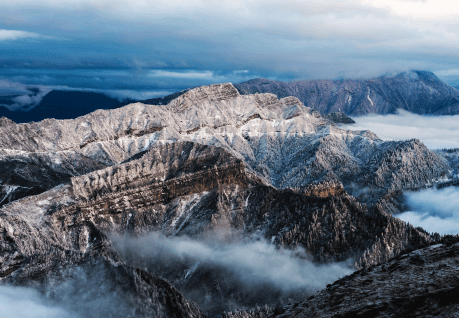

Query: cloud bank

[0,286,76,318]
[114,231,353,313]
[396,187,459,235]
[0,29,44,41]
[342,110,459,149]
[128,233,352,291]
[1,0,459,92]
[0,80,51,111]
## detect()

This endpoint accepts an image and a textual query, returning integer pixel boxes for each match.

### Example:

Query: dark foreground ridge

[273,239,459,317]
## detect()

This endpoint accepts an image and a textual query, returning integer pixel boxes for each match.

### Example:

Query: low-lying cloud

[129,234,351,290]
[342,110,459,149]
[0,80,51,111]
[0,286,76,318]
[114,231,353,314]
[396,187,459,235]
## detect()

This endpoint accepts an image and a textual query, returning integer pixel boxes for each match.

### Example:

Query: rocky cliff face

[235,71,459,115]
[0,82,454,316]
[0,83,449,209]
[273,239,459,317]
[0,141,433,316]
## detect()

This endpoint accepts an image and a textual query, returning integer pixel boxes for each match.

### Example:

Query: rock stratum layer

[0,83,449,208]
[0,82,454,316]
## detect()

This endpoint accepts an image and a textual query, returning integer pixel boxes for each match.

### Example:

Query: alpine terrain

[234,71,459,115]
[0,83,458,317]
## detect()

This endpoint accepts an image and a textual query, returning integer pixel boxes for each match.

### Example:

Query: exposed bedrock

[0,82,450,210]
[0,82,454,317]
[273,240,459,318]
[234,71,459,115]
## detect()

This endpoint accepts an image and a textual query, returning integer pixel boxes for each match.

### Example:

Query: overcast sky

[2,0,459,99]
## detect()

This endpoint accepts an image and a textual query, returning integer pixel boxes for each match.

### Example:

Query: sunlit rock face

[0,82,453,316]
[0,82,449,208]
[235,71,459,116]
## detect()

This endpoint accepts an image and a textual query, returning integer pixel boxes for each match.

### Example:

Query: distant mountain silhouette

[0,91,135,123]
[234,71,459,115]
[2,71,457,124]
[0,89,197,123]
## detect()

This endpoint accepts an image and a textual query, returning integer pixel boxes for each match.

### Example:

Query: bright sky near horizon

[1,0,459,100]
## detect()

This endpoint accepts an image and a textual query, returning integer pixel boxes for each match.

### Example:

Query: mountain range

[0,82,459,317]
[235,71,459,116]
[1,70,459,124]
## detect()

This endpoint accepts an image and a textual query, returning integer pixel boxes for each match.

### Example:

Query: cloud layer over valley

[0,286,75,318]
[397,187,459,235]
[342,110,459,149]
[113,232,353,313]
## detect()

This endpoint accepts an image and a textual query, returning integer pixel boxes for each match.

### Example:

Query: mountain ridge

[234,70,459,115]
[0,81,456,317]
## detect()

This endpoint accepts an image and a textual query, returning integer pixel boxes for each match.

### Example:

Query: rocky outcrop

[0,140,434,316]
[0,151,108,207]
[0,184,204,317]
[296,180,344,198]
[0,83,449,208]
[168,83,239,112]
[235,71,459,115]
[323,112,355,124]
[0,82,454,316]
[71,141,255,201]
[273,240,459,317]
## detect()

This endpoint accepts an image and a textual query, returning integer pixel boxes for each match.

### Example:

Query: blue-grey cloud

[114,232,353,292]
[396,187,459,235]
[1,0,459,92]
[0,29,45,41]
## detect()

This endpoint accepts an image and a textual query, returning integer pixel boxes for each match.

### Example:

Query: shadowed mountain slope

[273,240,459,318]
[0,141,433,316]
[0,91,135,123]
[234,71,459,115]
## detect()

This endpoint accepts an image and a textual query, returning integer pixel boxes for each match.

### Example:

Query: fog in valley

[342,110,459,149]
[0,286,76,318]
[113,231,353,314]
[396,187,459,235]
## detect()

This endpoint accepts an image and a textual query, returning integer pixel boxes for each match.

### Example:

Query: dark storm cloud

[1,0,459,92]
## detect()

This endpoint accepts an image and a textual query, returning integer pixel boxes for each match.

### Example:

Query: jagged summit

[167,82,240,112]
[0,116,15,127]
[0,82,455,316]
[0,82,449,209]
